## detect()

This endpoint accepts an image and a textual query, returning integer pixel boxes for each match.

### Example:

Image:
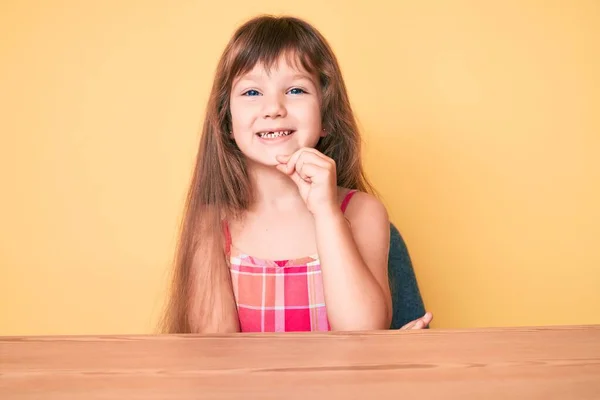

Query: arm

[276,149,392,331]
[315,192,392,331]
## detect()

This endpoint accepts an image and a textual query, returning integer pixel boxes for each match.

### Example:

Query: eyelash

[241,87,308,96]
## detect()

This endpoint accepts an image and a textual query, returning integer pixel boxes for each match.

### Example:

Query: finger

[296,156,305,178]
[277,162,311,188]
[421,312,433,327]
[295,153,332,183]
[275,163,289,174]
[297,151,331,169]
[279,148,331,174]
[275,154,306,176]
[284,149,306,174]
[296,163,322,182]
[413,320,424,330]
[275,154,290,164]
[290,171,309,187]
[400,320,416,330]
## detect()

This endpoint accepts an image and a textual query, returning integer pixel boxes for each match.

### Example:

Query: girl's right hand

[275,148,339,217]
[399,312,433,330]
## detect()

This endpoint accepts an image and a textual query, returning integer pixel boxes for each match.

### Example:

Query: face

[229,55,324,166]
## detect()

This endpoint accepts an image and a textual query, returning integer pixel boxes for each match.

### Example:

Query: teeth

[258,130,292,139]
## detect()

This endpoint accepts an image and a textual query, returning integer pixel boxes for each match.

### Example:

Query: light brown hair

[161,15,373,333]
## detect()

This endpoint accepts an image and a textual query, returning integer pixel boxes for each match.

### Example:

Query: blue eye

[288,88,307,95]
[243,89,260,96]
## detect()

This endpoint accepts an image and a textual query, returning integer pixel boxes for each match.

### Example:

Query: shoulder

[337,188,390,231]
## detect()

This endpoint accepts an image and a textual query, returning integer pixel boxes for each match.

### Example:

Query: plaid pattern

[225,190,357,333]
[229,254,329,332]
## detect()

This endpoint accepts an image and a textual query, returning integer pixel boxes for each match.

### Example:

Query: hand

[399,312,433,330]
[275,148,338,217]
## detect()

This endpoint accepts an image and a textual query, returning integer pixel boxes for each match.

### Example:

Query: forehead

[233,52,317,83]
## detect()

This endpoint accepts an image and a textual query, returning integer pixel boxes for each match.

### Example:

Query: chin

[244,155,279,169]
[241,139,319,168]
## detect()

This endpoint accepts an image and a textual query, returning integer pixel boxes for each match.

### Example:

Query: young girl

[161,15,431,333]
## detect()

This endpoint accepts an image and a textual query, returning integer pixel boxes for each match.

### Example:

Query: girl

[161,15,432,333]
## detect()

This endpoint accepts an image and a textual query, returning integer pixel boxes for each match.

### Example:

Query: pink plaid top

[225,190,358,332]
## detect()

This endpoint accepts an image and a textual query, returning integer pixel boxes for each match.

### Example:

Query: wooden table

[1,325,599,399]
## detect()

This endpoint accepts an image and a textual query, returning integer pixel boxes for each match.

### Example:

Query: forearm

[314,209,390,331]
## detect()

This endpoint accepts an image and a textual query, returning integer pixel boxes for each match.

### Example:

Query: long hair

[160,15,374,333]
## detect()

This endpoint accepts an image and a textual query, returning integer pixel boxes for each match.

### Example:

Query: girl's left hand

[399,312,433,330]
[276,148,338,217]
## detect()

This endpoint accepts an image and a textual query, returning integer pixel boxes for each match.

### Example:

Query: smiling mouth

[256,130,295,139]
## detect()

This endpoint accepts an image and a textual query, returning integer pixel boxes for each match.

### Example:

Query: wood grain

[1,326,599,399]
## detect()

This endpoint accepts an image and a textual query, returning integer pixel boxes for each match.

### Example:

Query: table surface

[1,325,599,399]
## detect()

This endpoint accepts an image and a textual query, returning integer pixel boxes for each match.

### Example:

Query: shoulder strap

[340,190,358,213]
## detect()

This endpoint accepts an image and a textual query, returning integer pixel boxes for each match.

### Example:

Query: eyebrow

[290,73,314,82]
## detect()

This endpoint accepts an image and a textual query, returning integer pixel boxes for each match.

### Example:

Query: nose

[261,93,287,119]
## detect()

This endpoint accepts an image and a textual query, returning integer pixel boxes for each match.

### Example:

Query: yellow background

[1,0,599,335]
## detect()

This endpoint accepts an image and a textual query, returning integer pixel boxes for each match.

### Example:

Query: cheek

[228,103,246,145]
[229,101,243,128]
[292,102,322,148]
[229,100,256,135]
[294,101,322,128]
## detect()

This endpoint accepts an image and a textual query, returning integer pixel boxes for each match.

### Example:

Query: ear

[320,128,327,138]
[225,120,234,138]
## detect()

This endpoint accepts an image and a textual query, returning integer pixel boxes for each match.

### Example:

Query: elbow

[330,298,391,332]
[357,288,392,331]
[330,314,389,332]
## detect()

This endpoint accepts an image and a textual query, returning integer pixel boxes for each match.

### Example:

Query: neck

[247,161,305,211]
